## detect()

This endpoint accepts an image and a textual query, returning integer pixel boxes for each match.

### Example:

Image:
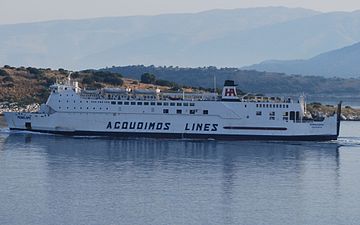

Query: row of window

[256,110,301,121]
[256,104,289,108]
[162,109,208,115]
[57,106,209,115]
[256,111,276,116]
[59,106,110,110]
[110,101,195,107]
[58,99,196,107]
[59,100,110,104]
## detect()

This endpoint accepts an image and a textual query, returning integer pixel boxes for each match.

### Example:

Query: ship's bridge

[49,75,81,94]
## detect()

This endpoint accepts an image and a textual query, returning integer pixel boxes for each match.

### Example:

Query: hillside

[103,65,360,95]
[0,66,195,106]
[244,42,360,77]
[0,66,129,105]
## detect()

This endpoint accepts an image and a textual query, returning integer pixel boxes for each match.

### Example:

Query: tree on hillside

[141,73,156,84]
[0,69,8,76]
[26,67,42,75]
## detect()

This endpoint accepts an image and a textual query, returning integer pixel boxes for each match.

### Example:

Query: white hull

[4,110,339,141]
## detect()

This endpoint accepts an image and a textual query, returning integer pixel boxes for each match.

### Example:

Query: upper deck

[43,78,310,123]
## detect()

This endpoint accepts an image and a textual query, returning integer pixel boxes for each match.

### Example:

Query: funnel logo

[224,88,236,96]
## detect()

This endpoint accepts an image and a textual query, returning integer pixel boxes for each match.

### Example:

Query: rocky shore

[0,103,40,115]
[306,103,360,121]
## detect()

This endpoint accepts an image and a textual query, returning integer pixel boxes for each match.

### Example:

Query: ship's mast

[213,75,217,101]
[66,72,72,85]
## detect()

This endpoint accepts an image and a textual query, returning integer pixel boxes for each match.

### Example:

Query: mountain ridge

[0,7,331,70]
[244,41,360,77]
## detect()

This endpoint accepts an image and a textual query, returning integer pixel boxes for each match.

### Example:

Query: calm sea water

[0,117,360,225]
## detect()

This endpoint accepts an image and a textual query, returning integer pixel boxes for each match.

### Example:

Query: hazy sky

[1,0,360,24]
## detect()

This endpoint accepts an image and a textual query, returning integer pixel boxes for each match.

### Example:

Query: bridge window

[164,102,169,106]
[150,102,155,106]
[290,111,295,120]
[163,109,169,114]
[111,101,116,105]
[256,111,262,116]
[190,103,195,106]
[131,102,136,105]
[203,110,208,115]
[170,103,175,106]
[177,109,182,114]
[137,102,142,105]
[124,102,129,105]
[177,103,182,106]
[183,103,189,106]
[118,101,122,105]
[144,102,149,106]
[157,102,162,106]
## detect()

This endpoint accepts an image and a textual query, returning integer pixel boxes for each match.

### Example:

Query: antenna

[67,72,72,85]
[213,75,216,101]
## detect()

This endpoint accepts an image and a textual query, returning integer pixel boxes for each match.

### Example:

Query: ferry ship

[4,76,341,141]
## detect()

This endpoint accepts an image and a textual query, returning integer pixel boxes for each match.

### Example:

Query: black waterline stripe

[9,128,337,141]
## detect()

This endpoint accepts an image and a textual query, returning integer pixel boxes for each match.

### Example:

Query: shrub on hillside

[26,67,42,75]
[103,75,123,85]
[58,68,68,74]
[82,76,95,85]
[2,76,14,82]
[141,73,156,84]
[0,69,8,76]
[155,79,177,87]
[82,71,124,86]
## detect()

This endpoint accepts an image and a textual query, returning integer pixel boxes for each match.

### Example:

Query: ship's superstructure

[4,77,341,141]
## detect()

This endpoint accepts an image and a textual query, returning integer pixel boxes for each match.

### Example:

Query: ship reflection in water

[1,133,360,225]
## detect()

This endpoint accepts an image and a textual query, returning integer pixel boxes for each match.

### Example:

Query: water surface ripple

[0,121,359,225]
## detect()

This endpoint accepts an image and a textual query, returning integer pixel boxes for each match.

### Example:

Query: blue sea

[0,117,360,225]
